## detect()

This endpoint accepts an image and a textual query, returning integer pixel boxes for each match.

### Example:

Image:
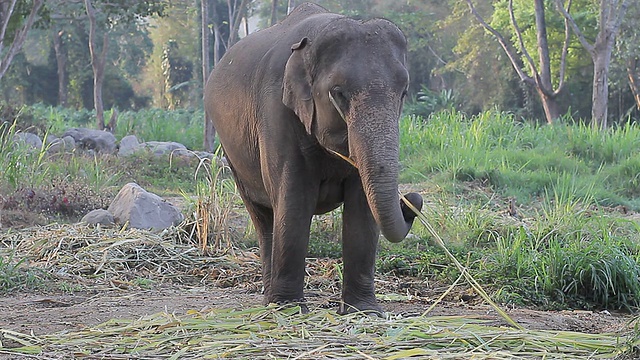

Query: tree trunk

[270,0,278,25]
[202,0,211,85]
[627,58,640,110]
[226,0,248,48]
[537,87,561,124]
[592,45,612,128]
[211,0,222,65]
[85,0,108,131]
[555,0,631,127]
[533,0,559,124]
[203,0,216,152]
[52,29,68,107]
[287,0,296,14]
[0,0,44,82]
[467,0,569,124]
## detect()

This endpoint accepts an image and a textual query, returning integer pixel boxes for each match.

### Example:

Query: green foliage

[403,86,458,118]
[400,110,640,208]
[395,110,640,310]
[0,251,44,293]
[0,119,49,189]
[20,104,94,134]
[308,210,343,259]
[116,108,206,151]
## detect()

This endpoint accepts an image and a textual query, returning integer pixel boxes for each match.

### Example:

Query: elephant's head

[282,17,423,242]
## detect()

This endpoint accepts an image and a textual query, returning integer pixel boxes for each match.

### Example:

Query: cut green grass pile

[2,306,637,359]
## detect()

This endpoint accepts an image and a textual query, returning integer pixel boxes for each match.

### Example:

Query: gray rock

[108,183,183,230]
[13,132,43,150]
[81,209,115,226]
[46,134,75,154]
[118,135,141,156]
[63,128,117,154]
[62,135,76,149]
[143,141,190,157]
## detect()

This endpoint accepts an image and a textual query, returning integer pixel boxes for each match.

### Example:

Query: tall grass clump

[399,179,640,310]
[510,210,640,310]
[21,104,94,134]
[116,108,206,150]
[182,152,243,253]
[0,251,44,293]
[400,110,640,209]
[0,120,51,190]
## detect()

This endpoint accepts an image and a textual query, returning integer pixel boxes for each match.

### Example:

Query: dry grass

[0,223,638,358]
[0,223,261,289]
[2,305,637,359]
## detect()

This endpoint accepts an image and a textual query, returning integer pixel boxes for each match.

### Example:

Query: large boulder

[81,209,115,226]
[13,132,43,150]
[143,141,189,156]
[63,128,117,154]
[118,134,141,156]
[107,183,183,230]
[45,134,76,154]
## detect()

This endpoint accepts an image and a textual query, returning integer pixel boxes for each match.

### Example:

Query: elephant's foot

[272,297,309,314]
[338,299,383,316]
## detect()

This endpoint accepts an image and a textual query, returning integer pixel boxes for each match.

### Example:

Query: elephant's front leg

[340,176,382,314]
[269,184,317,306]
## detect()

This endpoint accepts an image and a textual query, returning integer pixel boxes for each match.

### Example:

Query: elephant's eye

[329,85,348,121]
[330,85,348,105]
[401,89,408,100]
[331,86,345,100]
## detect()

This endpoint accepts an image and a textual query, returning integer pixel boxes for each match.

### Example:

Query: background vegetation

[1,0,639,125]
[2,106,640,313]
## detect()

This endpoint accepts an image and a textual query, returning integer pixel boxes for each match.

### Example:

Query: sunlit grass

[400,110,640,208]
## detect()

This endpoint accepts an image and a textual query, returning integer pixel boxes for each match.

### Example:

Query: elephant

[204,2,423,314]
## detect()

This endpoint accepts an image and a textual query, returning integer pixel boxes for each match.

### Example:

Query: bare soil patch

[0,277,633,339]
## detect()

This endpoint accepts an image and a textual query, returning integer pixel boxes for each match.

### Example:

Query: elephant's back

[208,5,341,90]
[204,4,341,132]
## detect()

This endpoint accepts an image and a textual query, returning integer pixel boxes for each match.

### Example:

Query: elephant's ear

[283,37,315,135]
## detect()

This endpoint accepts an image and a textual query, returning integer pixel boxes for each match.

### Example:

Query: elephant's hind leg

[241,198,275,305]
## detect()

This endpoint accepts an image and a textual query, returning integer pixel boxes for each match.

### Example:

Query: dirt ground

[0,282,633,338]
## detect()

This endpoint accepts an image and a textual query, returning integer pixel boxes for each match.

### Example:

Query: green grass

[395,110,640,310]
[116,108,207,150]
[0,251,44,293]
[400,110,640,208]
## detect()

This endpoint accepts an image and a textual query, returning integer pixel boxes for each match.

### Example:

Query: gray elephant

[205,2,423,314]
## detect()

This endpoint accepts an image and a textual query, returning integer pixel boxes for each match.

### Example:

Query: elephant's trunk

[347,92,422,243]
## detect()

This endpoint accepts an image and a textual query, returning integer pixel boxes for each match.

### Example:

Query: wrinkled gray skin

[205,3,423,314]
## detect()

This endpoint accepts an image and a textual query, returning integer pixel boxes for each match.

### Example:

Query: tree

[270,0,278,25]
[466,0,571,124]
[203,0,216,151]
[210,0,251,60]
[555,0,631,127]
[83,0,164,131]
[620,5,640,111]
[204,0,252,151]
[84,0,109,130]
[0,0,44,82]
